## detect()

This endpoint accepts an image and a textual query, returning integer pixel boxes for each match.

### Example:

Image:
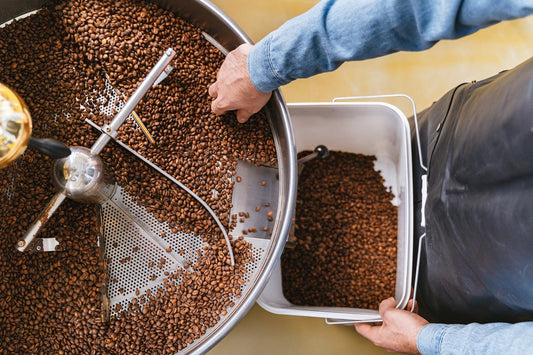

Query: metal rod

[90,48,176,155]
[410,233,426,312]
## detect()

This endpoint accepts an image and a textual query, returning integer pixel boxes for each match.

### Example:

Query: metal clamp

[101,123,118,139]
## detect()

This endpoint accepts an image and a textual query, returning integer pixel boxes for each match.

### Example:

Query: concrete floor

[207,1,533,354]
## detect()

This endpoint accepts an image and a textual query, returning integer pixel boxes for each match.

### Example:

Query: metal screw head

[17,240,25,247]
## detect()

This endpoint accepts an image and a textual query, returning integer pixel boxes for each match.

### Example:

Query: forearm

[249,0,533,92]
[417,322,533,355]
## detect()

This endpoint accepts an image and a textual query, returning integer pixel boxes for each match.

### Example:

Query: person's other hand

[354,298,429,354]
[208,44,272,123]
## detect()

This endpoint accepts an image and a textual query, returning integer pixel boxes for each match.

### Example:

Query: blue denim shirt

[248,1,533,353]
[418,322,533,355]
[248,0,533,93]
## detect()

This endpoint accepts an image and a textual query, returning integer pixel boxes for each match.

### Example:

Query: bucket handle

[333,94,427,173]
[325,318,381,325]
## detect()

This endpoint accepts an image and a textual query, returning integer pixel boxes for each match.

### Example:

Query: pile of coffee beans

[281,151,397,310]
[0,0,275,353]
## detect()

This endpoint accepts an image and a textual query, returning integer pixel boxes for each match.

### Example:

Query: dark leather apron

[411,56,533,324]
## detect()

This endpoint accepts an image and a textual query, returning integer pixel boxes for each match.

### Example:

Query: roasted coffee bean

[0,0,273,353]
[281,151,397,310]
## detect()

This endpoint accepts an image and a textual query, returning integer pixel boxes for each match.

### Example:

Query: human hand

[208,44,272,123]
[354,298,429,354]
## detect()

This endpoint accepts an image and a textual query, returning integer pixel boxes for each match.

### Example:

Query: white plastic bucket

[258,101,413,323]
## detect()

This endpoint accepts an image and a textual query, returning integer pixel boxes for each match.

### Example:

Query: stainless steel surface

[1,1,297,353]
[231,161,279,240]
[231,147,327,249]
[101,185,191,316]
[0,0,46,24]
[27,237,60,252]
[153,64,175,87]
[297,145,329,165]
[52,147,107,203]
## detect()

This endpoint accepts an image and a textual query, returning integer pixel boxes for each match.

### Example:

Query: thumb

[354,322,376,338]
[379,297,397,316]
[208,82,218,98]
[211,97,226,116]
[236,109,253,123]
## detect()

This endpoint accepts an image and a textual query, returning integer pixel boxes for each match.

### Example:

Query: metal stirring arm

[16,192,66,252]
[85,118,235,266]
[15,48,176,252]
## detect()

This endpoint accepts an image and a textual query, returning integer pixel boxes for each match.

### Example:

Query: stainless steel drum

[0,1,297,353]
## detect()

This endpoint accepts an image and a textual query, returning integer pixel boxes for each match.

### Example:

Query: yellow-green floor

[208,1,533,354]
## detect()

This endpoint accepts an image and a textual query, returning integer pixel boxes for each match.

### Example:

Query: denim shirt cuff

[248,34,286,93]
[417,324,453,355]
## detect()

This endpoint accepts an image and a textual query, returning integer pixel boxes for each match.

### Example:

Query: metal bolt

[17,240,25,248]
